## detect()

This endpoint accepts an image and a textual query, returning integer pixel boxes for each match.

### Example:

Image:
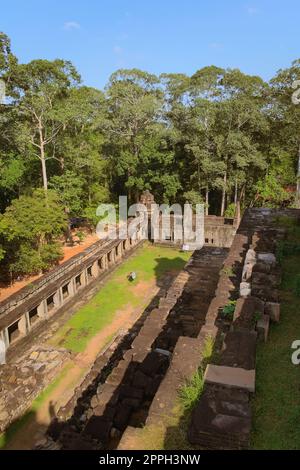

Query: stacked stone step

[188,208,294,450]
[188,229,253,449]
[47,266,191,449]
[117,249,229,450]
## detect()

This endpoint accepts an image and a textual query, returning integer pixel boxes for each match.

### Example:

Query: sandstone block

[265,302,280,323]
[240,282,251,297]
[256,314,270,342]
[204,365,255,393]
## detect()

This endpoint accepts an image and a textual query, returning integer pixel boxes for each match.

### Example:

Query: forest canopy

[0,31,300,277]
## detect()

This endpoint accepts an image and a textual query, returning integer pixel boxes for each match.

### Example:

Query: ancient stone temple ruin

[0,195,293,450]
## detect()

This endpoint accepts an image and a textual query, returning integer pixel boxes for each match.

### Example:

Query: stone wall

[0,231,143,351]
[188,208,296,449]
[154,215,236,248]
[0,345,70,433]
[36,208,299,450]
[40,247,227,450]
[0,214,236,353]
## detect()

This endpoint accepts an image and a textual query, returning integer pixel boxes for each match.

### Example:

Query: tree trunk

[41,152,48,195]
[236,184,245,227]
[38,122,48,199]
[234,179,238,206]
[205,187,209,216]
[220,172,227,217]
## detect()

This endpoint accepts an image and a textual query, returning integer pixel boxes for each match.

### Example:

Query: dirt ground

[0,233,99,302]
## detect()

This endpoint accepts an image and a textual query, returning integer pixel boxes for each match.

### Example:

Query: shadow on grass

[0,410,37,450]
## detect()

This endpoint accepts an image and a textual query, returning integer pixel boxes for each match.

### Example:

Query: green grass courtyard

[51,243,190,352]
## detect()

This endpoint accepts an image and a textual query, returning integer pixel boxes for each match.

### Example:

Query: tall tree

[11,59,80,197]
[105,69,163,201]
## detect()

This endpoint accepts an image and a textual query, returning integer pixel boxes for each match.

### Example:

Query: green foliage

[222,300,237,319]
[10,244,44,274]
[224,203,236,218]
[254,172,290,207]
[1,32,300,275]
[0,189,66,275]
[221,266,235,277]
[0,245,5,262]
[179,335,214,411]
[183,190,204,209]
[253,311,263,324]
[0,189,66,242]
[179,369,204,411]
[40,242,63,266]
[251,221,300,449]
[49,170,84,215]
[9,242,63,275]
[76,231,85,244]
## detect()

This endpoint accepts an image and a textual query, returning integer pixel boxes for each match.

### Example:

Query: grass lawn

[51,243,190,352]
[251,221,300,449]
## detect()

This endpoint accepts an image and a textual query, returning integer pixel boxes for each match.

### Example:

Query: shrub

[221,266,235,277]
[224,203,236,218]
[179,369,205,411]
[222,300,236,320]
[76,231,85,244]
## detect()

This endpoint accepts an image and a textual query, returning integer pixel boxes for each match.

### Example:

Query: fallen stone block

[257,252,276,267]
[241,249,257,282]
[220,330,257,370]
[265,302,280,323]
[204,365,255,393]
[256,314,270,342]
[188,384,251,449]
[232,296,264,331]
[240,282,251,297]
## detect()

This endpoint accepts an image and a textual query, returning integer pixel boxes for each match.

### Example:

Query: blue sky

[1,0,299,88]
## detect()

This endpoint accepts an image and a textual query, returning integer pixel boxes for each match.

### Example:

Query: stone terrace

[42,247,227,450]
[188,208,297,449]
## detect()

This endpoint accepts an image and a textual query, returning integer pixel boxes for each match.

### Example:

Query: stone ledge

[204,365,255,393]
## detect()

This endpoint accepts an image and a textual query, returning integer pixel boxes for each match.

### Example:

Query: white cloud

[63,21,81,31]
[113,45,123,55]
[246,6,259,16]
[209,42,223,50]
[116,32,129,41]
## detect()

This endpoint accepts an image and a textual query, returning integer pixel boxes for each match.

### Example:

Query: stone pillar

[37,299,47,318]
[2,328,9,348]
[104,254,108,269]
[69,277,76,296]
[98,256,104,271]
[25,312,31,332]
[59,286,64,304]
[0,333,6,364]
[18,314,28,336]
[92,260,99,277]
[0,329,9,350]
[108,250,114,266]
[80,270,87,286]
[53,290,61,309]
